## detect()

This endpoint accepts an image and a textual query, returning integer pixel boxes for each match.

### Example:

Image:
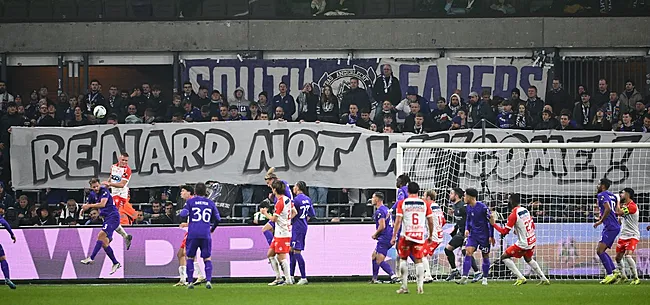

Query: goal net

[397,142,650,281]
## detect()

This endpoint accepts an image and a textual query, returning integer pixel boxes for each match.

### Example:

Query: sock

[281,258,291,283]
[295,253,306,279]
[269,257,281,279]
[616,258,627,278]
[104,246,119,265]
[503,258,524,279]
[186,259,195,284]
[204,260,213,282]
[399,260,408,289]
[115,225,128,238]
[178,266,187,282]
[445,248,456,269]
[422,257,431,278]
[90,240,103,260]
[598,252,614,275]
[289,252,296,277]
[194,261,204,278]
[527,260,548,281]
[625,255,639,279]
[372,260,380,280]
[395,257,402,277]
[462,255,472,276]
[471,256,479,272]
[263,231,274,245]
[379,261,394,276]
[415,262,424,291]
[0,260,9,280]
[482,257,490,277]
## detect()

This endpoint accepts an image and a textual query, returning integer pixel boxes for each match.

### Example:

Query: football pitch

[3,281,648,305]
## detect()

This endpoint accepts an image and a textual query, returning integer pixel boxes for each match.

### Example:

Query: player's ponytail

[296,181,308,196]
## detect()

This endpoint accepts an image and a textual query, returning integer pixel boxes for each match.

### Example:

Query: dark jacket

[467,101,495,127]
[147,95,168,118]
[556,124,576,131]
[534,118,559,130]
[572,102,597,129]
[272,93,296,121]
[340,88,370,114]
[166,104,184,121]
[372,75,402,106]
[36,115,60,127]
[67,116,93,127]
[546,88,571,115]
[592,90,610,109]
[296,92,319,122]
[586,119,613,131]
[430,107,453,131]
[403,114,433,133]
[317,95,340,123]
[526,98,545,127]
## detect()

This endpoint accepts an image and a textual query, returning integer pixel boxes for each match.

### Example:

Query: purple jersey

[271,179,293,203]
[0,215,14,238]
[397,186,408,202]
[374,205,393,244]
[292,193,315,234]
[597,191,621,231]
[88,186,118,218]
[465,201,494,241]
[180,196,221,239]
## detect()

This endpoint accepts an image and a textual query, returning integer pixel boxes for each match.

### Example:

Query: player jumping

[391,182,434,295]
[422,189,445,283]
[456,188,494,286]
[102,152,135,250]
[444,188,480,281]
[614,188,640,285]
[490,194,549,286]
[261,180,297,286]
[0,204,16,289]
[370,192,398,284]
[179,183,221,289]
[80,178,122,275]
[173,223,205,287]
[593,178,621,284]
[290,181,315,285]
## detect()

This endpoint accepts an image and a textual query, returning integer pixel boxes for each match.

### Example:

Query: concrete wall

[1,17,649,53]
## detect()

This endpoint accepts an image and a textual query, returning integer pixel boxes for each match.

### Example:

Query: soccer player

[370,192,398,284]
[456,188,494,286]
[593,178,621,284]
[261,168,293,282]
[80,178,122,275]
[0,204,17,289]
[391,182,434,295]
[614,188,640,285]
[444,188,479,282]
[391,174,410,278]
[173,222,205,287]
[261,180,297,286]
[179,183,221,289]
[102,152,135,250]
[290,181,315,285]
[422,189,445,283]
[490,194,549,286]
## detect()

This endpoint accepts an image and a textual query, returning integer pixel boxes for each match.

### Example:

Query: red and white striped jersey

[396,195,433,244]
[273,195,293,238]
[505,206,536,250]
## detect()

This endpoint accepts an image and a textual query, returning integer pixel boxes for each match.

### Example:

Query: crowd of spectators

[0,63,649,226]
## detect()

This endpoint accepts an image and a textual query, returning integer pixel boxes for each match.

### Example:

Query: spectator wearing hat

[372,64,402,107]
[257,91,272,115]
[228,105,247,121]
[497,100,515,129]
[229,87,251,118]
[450,112,467,130]
[546,77,571,116]
[467,91,495,127]
[573,92,597,129]
[272,82,296,121]
[618,80,643,115]
[633,101,647,126]
[405,86,431,115]
[199,105,212,122]
[340,77,370,116]
[510,88,526,106]
[526,86,544,127]
[448,93,465,117]
[33,207,56,226]
[208,90,226,117]
[182,100,202,122]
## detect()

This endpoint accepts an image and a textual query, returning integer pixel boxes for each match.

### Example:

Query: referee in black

[444,188,479,281]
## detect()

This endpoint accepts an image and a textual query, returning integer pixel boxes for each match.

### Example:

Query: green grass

[3,281,648,305]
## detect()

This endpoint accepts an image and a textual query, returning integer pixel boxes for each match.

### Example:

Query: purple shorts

[600,229,620,249]
[0,244,5,257]
[291,231,306,251]
[375,242,391,256]
[102,214,120,240]
[186,238,212,259]
[466,236,491,253]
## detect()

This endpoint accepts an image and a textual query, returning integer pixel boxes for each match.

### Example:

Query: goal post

[396,141,650,281]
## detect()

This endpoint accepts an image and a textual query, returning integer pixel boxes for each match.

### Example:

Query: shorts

[102,214,120,240]
[114,196,137,225]
[616,238,639,253]
[423,240,441,257]
[291,231,306,251]
[0,244,5,257]
[466,237,491,254]
[181,233,188,249]
[397,237,426,260]
[505,244,535,259]
[448,234,465,249]
[600,229,620,249]
[375,242,392,256]
[271,237,291,254]
[186,238,212,259]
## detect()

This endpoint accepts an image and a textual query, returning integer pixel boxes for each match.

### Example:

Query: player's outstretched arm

[0,217,15,242]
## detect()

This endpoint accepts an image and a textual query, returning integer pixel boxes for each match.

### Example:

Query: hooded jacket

[228,87,251,117]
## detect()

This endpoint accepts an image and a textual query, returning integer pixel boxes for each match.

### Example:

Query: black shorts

[448,234,465,249]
